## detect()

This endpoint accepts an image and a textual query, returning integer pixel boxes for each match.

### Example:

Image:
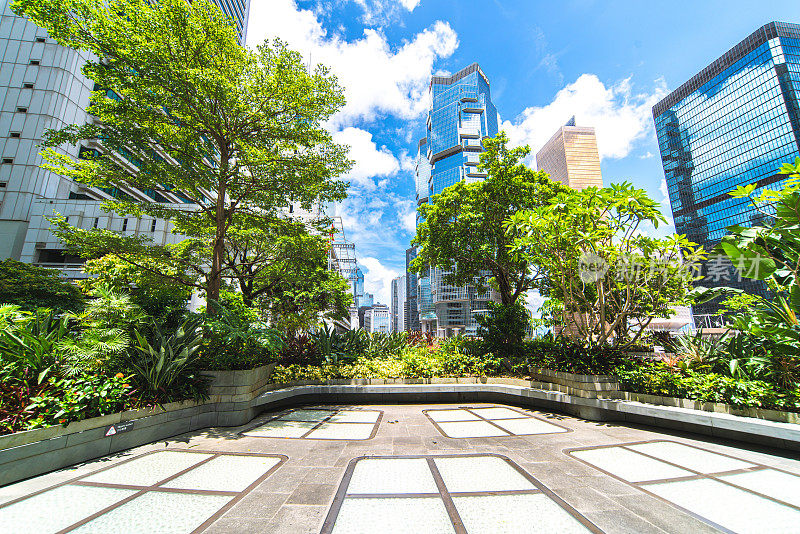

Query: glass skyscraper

[413,63,498,336]
[653,21,800,315]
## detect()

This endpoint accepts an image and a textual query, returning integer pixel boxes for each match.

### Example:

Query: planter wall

[529,367,619,398]
[4,369,800,487]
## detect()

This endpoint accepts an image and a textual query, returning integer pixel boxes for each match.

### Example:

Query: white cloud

[333,127,400,190]
[502,74,668,162]
[358,256,399,304]
[350,0,421,25]
[247,0,457,126]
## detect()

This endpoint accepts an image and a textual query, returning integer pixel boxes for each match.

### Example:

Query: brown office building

[536,117,603,190]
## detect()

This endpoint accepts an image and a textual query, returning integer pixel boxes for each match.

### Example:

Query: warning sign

[105,421,135,437]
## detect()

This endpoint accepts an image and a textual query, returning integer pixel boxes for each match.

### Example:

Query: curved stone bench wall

[3,378,800,487]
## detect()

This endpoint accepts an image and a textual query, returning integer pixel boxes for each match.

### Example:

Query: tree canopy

[507,183,706,347]
[0,259,85,313]
[14,0,351,307]
[411,132,569,306]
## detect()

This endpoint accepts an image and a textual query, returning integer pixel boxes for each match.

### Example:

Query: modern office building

[363,304,390,334]
[414,62,499,337]
[653,21,800,315]
[536,117,603,190]
[404,246,420,332]
[0,0,250,276]
[390,275,406,332]
[361,292,374,309]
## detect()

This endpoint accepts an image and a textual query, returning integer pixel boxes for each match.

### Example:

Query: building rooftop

[653,21,800,118]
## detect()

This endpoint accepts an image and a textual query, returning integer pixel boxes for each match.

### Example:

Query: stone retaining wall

[3,371,800,487]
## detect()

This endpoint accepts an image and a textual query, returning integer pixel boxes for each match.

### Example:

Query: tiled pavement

[2,403,800,533]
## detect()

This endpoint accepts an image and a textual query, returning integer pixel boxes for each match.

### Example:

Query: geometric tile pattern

[0,450,286,534]
[423,406,570,439]
[321,454,601,533]
[242,408,383,440]
[567,440,800,533]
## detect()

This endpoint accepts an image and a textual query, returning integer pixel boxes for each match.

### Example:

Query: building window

[122,218,128,231]
[0,182,6,188]
[35,37,45,43]
[150,219,157,232]
[93,217,99,229]
[23,83,34,89]
[16,107,27,113]
[29,60,40,66]
[2,158,13,164]
[9,132,20,138]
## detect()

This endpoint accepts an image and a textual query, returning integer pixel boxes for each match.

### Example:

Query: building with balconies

[413,63,498,337]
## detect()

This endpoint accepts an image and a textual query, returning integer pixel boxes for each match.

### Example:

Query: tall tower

[536,117,603,190]
[653,21,800,316]
[414,63,498,337]
[0,0,250,273]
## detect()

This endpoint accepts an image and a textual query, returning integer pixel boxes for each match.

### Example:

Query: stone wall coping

[5,376,800,453]
[5,377,800,486]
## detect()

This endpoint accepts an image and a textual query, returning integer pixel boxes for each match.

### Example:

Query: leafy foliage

[14,0,350,306]
[616,362,799,412]
[525,336,630,375]
[79,254,190,329]
[26,373,134,428]
[0,260,85,314]
[124,317,209,402]
[412,133,568,305]
[508,182,706,347]
[475,302,530,358]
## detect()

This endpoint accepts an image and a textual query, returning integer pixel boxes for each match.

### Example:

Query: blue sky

[247,0,800,304]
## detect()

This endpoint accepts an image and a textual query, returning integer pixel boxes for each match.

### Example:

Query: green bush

[616,362,800,412]
[0,259,85,314]
[475,302,529,357]
[25,372,133,428]
[525,337,630,375]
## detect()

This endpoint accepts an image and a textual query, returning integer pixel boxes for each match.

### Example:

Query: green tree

[475,302,530,357]
[222,216,353,332]
[507,183,706,347]
[411,132,568,306]
[0,259,85,313]
[79,255,191,328]
[14,0,350,308]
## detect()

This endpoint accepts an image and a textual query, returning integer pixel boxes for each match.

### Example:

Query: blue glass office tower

[413,63,498,336]
[653,21,800,315]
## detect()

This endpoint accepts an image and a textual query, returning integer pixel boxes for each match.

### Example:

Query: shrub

[122,317,209,403]
[525,337,630,375]
[616,362,800,412]
[26,372,134,428]
[0,259,85,314]
[475,302,529,357]
[278,334,320,366]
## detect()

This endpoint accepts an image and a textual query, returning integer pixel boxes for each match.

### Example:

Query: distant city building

[362,292,374,309]
[414,62,498,337]
[363,304,390,334]
[404,247,420,331]
[390,275,406,332]
[350,267,366,308]
[653,21,800,315]
[536,117,603,190]
[0,0,251,275]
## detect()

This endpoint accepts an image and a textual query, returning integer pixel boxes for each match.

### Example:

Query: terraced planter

[529,367,620,398]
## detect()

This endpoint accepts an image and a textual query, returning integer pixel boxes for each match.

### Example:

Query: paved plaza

[2,403,800,533]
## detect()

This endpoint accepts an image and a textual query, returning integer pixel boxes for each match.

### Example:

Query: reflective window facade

[653,21,800,314]
[413,63,498,336]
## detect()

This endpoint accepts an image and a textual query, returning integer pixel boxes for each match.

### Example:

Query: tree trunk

[207,147,229,314]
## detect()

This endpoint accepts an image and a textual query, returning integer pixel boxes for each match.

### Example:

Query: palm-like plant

[58,285,146,376]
